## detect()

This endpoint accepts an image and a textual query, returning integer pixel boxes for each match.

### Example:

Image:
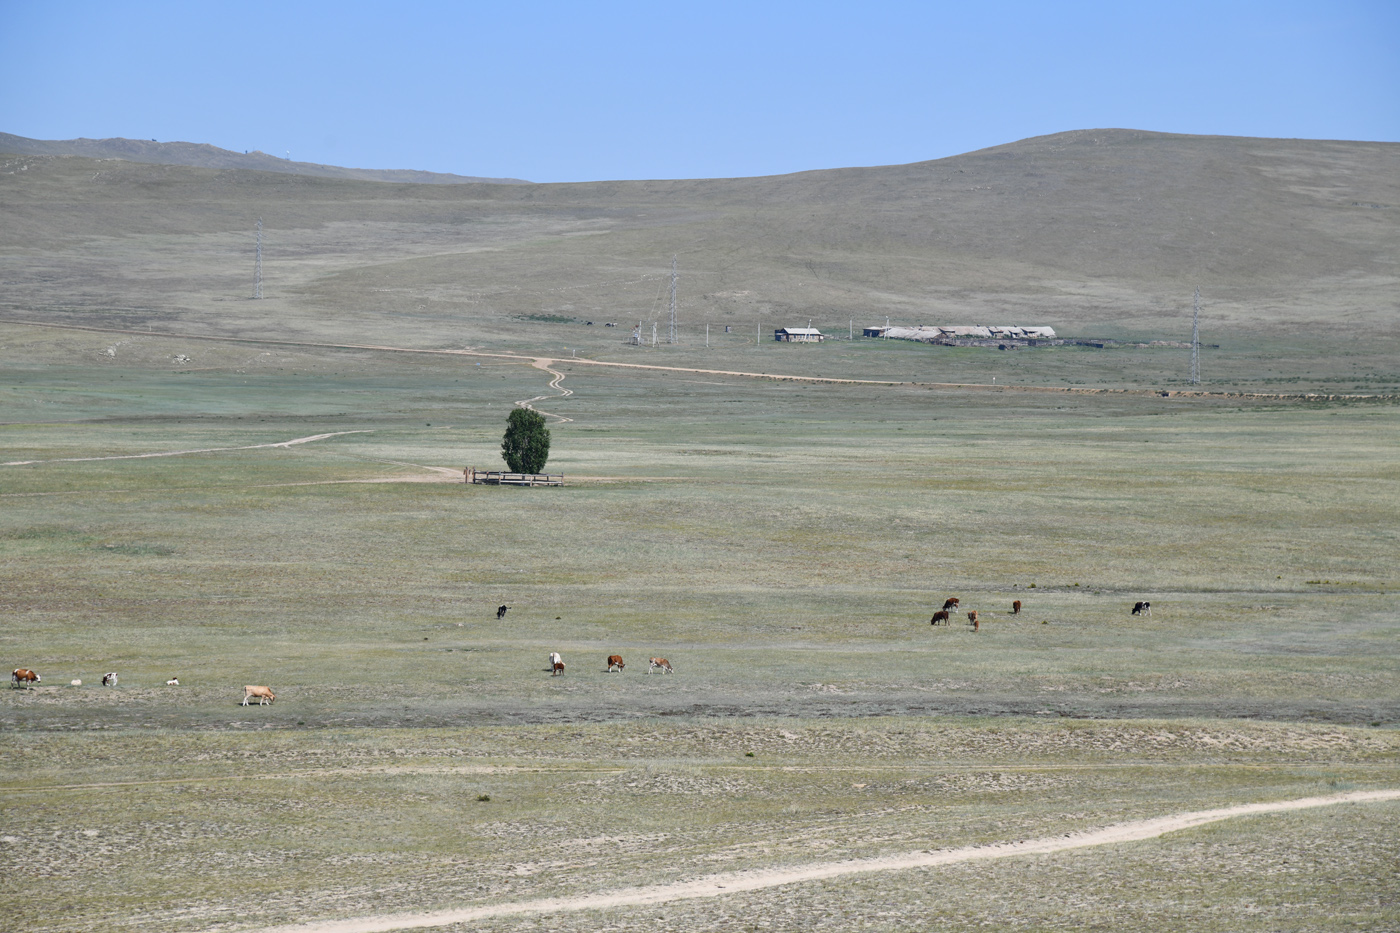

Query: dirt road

[244,788,1400,933]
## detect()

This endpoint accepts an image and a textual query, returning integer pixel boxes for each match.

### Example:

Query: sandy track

[243,789,1400,933]
[1,430,371,466]
[514,358,574,423]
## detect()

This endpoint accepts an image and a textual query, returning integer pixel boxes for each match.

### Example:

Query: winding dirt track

[1,430,371,466]
[515,358,574,422]
[243,789,1400,933]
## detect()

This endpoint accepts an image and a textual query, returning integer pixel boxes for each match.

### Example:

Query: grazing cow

[1132,601,1151,617]
[102,672,118,686]
[12,668,40,687]
[930,610,950,626]
[942,597,960,611]
[648,657,673,674]
[166,677,180,686]
[607,655,625,672]
[496,605,509,619]
[1012,600,1022,615]
[548,652,565,676]
[241,685,275,705]
[967,609,980,631]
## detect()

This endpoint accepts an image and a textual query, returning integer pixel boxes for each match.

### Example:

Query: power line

[1190,288,1201,385]
[667,255,678,345]
[253,218,263,300]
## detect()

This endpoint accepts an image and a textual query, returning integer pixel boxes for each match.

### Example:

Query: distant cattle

[241,685,275,705]
[930,610,950,626]
[967,610,980,631]
[549,652,565,676]
[607,655,625,672]
[12,668,39,687]
[648,658,673,674]
[166,677,180,686]
[102,672,118,686]
[1132,601,1152,617]
[497,605,510,619]
[1012,600,1022,615]
[943,598,960,611]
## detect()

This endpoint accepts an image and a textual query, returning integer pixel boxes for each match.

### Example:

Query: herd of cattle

[546,653,673,676]
[9,668,275,705]
[931,597,1152,630]
[11,599,1155,698]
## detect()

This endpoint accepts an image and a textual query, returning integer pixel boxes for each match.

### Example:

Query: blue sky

[2,1,1396,182]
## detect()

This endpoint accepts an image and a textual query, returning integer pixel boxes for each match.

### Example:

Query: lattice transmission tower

[1190,287,1201,385]
[253,218,263,299]
[667,255,678,344]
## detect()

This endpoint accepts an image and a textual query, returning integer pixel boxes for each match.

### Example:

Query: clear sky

[2,1,1396,183]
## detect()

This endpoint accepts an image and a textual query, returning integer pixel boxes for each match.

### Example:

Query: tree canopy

[501,408,551,474]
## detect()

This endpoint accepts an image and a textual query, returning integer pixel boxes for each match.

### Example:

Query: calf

[1132,601,1151,617]
[967,609,980,631]
[496,605,509,619]
[930,610,950,626]
[241,685,275,705]
[942,597,960,611]
[102,672,118,687]
[1012,600,1022,615]
[12,668,40,687]
[607,655,625,672]
[648,658,673,674]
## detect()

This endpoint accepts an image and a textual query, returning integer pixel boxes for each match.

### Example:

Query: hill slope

[1,129,1395,355]
[0,132,529,185]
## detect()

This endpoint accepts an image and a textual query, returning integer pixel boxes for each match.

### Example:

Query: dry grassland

[1,131,1398,931]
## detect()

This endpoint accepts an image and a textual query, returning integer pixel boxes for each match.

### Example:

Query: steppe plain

[1,129,1398,931]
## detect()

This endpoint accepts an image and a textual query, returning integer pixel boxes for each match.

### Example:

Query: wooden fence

[465,468,563,487]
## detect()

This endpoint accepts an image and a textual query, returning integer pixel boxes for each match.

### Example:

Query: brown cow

[12,668,39,687]
[607,654,625,672]
[1012,600,1022,615]
[648,658,673,674]
[241,685,275,706]
[967,610,980,631]
[942,597,960,611]
[930,610,950,626]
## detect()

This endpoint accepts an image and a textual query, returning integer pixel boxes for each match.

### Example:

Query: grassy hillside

[2,129,1396,384]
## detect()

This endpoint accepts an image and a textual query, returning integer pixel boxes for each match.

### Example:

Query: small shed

[775,327,825,343]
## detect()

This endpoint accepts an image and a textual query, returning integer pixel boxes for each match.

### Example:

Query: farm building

[868,325,1058,345]
[774,327,826,342]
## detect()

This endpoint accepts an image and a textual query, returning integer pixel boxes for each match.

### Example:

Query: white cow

[548,652,565,676]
